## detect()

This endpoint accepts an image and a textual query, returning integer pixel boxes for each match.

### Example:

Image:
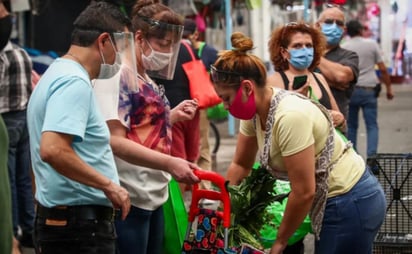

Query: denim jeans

[1,110,35,236]
[347,87,378,157]
[315,169,386,254]
[115,205,164,254]
[33,214,116,254]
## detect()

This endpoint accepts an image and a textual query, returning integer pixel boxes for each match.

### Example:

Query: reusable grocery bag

[163,179,188,254]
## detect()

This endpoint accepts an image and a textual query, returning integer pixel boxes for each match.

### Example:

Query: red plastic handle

[188,169,231,228]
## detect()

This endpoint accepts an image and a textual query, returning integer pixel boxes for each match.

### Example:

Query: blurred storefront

[6,0,411,79]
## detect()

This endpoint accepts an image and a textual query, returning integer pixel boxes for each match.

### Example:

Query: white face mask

[141,40,172,71]
[97,37,121,79]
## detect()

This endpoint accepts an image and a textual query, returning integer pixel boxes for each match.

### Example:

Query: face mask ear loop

[143,39,154,57]
[99,35,117,65]
[107,35,118,55]
[99,42,106,64]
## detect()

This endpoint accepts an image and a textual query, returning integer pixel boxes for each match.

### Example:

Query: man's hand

[386,87,394,100]
[170,99,198,124]
[102,181,130,220]
[166,157,200,184]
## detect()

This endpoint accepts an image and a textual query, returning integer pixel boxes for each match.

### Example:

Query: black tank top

[279,71,332,110]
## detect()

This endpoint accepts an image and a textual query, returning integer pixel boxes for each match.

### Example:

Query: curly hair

[213,32,267,88]
[268,22,326,72]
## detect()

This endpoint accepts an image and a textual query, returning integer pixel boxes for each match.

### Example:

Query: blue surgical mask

[321,23,343,46]
[288,47,314,70]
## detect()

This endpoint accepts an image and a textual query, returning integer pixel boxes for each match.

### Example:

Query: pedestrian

[0,0,35,249]
[342,19,394,163]
[93,1,200,253]
[267,21,346,133]
[214,31,386,254]
[315,6,359,121]
[183,18,219,190]
[152,21,203,194]
[0,115,13,254]
[27,2,131,253]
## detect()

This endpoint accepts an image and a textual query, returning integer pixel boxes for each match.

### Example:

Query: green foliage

[222,166,288,249]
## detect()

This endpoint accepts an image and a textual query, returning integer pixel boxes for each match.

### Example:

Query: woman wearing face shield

[93,1,199,254]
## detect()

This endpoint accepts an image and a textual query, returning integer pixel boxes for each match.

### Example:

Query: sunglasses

[281,22,311,44]
[325,3,346,10]
[323,18,345,27]
[210,65,242,84]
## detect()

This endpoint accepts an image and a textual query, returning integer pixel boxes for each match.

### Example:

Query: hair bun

[231,32,253,54]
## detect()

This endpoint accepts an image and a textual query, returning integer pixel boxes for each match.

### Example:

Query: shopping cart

[181,169,233,254]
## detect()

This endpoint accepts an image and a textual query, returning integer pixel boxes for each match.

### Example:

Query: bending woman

[212,31,386,254]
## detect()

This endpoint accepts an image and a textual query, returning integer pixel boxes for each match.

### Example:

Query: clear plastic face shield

[93,32,139,118]
[112,32,139,91]
[139,16,183,80]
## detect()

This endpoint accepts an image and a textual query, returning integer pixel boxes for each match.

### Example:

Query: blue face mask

[321,23,343,46]
[288,47,314,70]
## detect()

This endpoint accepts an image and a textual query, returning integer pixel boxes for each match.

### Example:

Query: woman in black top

[267,22,346,132]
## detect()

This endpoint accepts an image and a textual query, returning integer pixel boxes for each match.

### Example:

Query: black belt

[356,86,375,90]
[36,204,115,221]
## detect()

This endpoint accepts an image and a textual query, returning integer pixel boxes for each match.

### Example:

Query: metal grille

[372,154,412,253]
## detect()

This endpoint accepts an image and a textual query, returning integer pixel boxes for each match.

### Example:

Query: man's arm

[40,131,130,219]
[107,120,200,184]
[318,55,357,91]
[377,62,394,100]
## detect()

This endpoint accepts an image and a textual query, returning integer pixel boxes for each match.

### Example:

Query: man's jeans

[347,87,378,157]
[1,110,35,236]
[115,205,164,254]
[34,214,116,254]
[315,169,386,254]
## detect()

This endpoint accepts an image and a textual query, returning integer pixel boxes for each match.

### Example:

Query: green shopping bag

[207,103,228,121]
[259,180,312,247]
[163,179,188,254]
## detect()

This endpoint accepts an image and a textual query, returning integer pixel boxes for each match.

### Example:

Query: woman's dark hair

[130,0,182,40]
[71,1,130,47]
[213,32,267,88]
[268,22,325,72]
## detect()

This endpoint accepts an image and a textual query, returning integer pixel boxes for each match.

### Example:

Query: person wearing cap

[27,2,131,253]
[93,1,200,253]
[315,6,359,122]
[342,19,394,164]
[183,18,219,189]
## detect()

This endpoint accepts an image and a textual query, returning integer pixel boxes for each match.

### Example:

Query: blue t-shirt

[27,58,119,207]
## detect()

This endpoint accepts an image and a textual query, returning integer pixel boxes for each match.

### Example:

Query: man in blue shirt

[27,2,131,253]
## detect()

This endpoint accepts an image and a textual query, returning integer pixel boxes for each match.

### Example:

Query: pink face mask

[228,86,256,120]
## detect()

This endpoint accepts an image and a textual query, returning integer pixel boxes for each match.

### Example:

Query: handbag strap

[181,41,196,61]
[197,42,206,58]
